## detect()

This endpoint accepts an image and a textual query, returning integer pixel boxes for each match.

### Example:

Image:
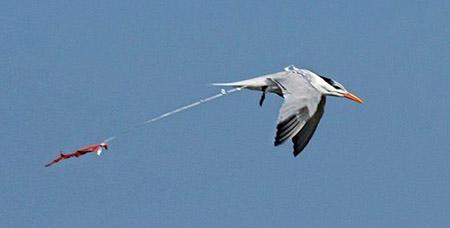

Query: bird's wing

[45,158,61,167]
[291,96,326,156]
[271,72,324,155]
[77,144,97,152]
[45,155,65,167]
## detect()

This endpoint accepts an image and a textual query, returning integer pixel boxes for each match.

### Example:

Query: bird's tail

[211,76,270,91]
[96,148,103,156]
[211,82,247,87]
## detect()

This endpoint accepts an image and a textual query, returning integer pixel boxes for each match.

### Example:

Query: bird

[213,65,363,156]
[45,143,109,167]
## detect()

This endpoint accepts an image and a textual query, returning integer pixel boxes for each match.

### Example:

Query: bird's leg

[259,86,267,107]
[259,92,265,107]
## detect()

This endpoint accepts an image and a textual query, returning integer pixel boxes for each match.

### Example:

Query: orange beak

[343,92,363,104]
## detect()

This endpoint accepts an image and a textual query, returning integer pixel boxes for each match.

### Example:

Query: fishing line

[103,86,246,143]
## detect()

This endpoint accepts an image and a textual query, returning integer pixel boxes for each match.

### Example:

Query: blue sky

[1,1,449,227]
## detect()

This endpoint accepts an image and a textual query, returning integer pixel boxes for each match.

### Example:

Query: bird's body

[213,65,362,156]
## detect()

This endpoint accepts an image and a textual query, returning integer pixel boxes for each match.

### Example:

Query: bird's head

[100,143,108,150]
[311,74,363,104]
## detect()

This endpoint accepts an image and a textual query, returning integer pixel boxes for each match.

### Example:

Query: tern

[213,65,363,156]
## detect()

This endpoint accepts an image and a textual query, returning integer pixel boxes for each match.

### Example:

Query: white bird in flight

[213,65,363,156]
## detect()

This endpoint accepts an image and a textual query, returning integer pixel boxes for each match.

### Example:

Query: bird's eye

[320,75,346,91]
[332,85,342,90]
[320,76,337,87]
